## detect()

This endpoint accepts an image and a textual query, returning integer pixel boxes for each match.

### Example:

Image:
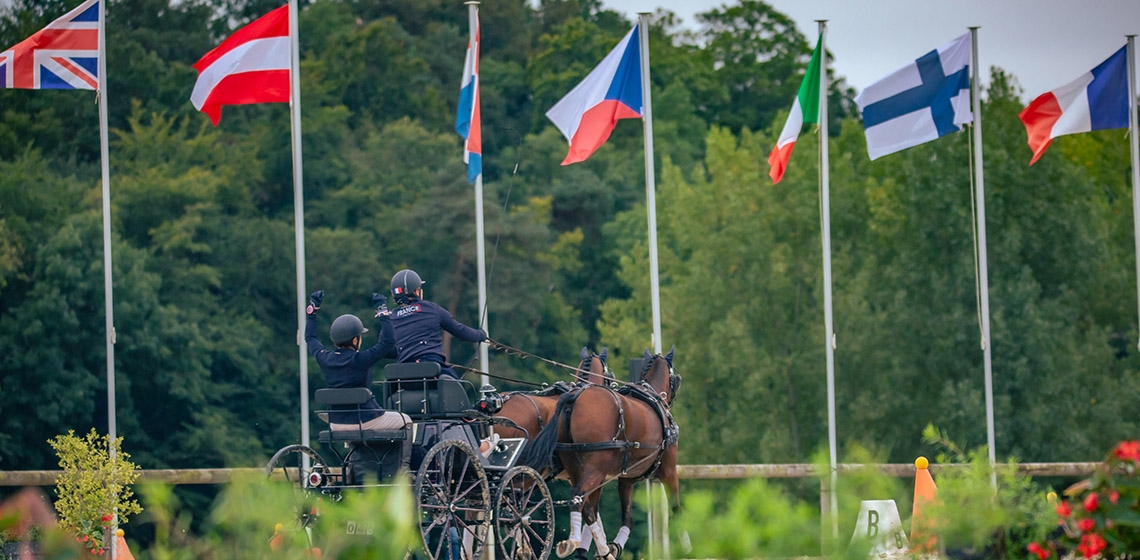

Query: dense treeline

[0,0,1136,488]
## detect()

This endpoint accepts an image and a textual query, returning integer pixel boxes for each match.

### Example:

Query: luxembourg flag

[546,25,642,165]
[456,15,481,183]
[768,37,821,184]
[190,4,290,126]
[1018,46,1128,165]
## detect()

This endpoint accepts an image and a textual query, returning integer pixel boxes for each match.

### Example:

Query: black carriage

[265,362,556,560]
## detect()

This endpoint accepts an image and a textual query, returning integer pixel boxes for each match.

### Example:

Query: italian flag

[768,37,822,184]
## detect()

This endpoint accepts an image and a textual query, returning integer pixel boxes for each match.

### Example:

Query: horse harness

[554,381,678,482]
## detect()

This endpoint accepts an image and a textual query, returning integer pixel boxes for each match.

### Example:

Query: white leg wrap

[614,526,631,548]
[590,520,609,556]
[568,511,583,545]
[578,527,594,551]
[462,527,475,560]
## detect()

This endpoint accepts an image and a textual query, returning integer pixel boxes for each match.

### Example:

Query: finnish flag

[855,33,972,160]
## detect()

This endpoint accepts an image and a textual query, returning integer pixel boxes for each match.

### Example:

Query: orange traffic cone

[269,523,285,552]
[910,456,939,553]
[113,530,135,560]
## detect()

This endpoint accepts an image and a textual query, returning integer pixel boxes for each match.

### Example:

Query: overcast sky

[600,0,1140,99]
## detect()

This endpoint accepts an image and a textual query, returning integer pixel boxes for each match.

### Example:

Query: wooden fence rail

[0,462,1100,487]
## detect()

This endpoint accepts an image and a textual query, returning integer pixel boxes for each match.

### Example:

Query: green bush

[921,425,1057,558]
[137,476,419,559]
[48,429,142,556]
[1030,439,1140,559]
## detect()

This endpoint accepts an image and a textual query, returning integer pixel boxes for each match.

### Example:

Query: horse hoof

[607,543,623,559]
[572,551,590,560]
[593,553,616,560]
[556,540,579,558]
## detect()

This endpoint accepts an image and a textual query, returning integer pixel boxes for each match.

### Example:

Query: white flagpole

[288,0,310,462]
[969,27,998,488]
[97,0,118,556]
[637,13,666,559]
[816,20,839,540]
[1127,35,1140,353]
[466,1,490,386]
[637,14,663,357]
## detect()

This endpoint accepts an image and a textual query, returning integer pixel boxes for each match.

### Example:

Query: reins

[448,363,547,388]
[483,338,669,395]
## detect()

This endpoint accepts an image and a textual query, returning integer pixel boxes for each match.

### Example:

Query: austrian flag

[0,0,100,90]
[191,4,291,125]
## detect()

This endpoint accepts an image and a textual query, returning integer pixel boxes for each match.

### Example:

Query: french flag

[456,14,481,183]
[190,5,290,126]
[546,25,642,165]
[1019,45,1129,165]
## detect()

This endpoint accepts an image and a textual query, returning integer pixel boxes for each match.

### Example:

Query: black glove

[372,292,389,316]
[308,290,324,314]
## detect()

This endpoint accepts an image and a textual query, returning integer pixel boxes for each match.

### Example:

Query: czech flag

[546,25,642,165]
[456,14,481,183]
[190,5,290,126]
[1019,45,1128,165]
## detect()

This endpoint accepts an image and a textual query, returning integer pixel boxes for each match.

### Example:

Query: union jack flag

[0,0,100,90]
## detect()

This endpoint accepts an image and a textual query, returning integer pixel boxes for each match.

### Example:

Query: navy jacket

[306,312,396,424]
[390,299,486,364]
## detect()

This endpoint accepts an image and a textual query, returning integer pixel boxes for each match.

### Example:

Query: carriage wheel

[494,466,555,560]
[414,439,492,560]
[263,444,330,535]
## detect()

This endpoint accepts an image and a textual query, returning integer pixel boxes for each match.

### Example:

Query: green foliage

[677,476,820,558]
[137,478,419,559]
[921,425,1057,556]
[48,429,142,555]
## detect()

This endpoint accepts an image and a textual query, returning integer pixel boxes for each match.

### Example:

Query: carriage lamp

[477,384,503,414]
[307,468,327,488]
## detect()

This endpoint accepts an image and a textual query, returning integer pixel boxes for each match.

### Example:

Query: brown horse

[492,347,611,441]
[521,348,681,560]
[492,347,611,558]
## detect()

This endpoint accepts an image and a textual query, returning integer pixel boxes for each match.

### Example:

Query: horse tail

[520,390,578,470]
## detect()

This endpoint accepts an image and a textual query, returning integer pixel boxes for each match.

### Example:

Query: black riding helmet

[330,314,368,345]
[391,269,424,304]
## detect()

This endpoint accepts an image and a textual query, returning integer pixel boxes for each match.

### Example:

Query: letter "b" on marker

[867,510,879,538]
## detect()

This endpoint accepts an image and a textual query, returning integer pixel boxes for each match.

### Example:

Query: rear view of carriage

[264,362,556,560]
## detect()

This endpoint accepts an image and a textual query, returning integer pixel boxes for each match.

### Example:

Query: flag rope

[470,124,528,345]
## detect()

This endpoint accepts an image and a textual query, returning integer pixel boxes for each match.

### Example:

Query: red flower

[1083,492,1099,512]
[1077,518,1095,532]
[1077,533,1107,558]
[101,514,113,522]
[1114,440,1140,462]
[1056,500,1072,517]
[80,535,89,543]
[1027,542,1051,559]
[1109,490,1119,504]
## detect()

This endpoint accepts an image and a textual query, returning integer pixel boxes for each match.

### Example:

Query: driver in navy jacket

[388,269,487,379]
[305,290,411,431]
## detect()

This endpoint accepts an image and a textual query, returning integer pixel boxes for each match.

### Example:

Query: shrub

[1029,439,1140,559]
[47,429,142,556]
[921,425,1057,557]
[138,476,420,559]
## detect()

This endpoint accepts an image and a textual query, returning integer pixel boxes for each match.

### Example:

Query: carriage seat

[314,387,409,443]
[381,363,473,419]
